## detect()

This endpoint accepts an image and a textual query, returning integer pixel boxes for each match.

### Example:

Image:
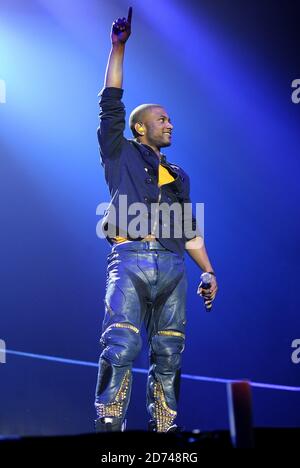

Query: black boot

[148,419,184,433]
[95,417,126,432]
[148,419,157,432]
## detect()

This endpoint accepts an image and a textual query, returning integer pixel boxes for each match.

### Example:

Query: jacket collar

[129,139,167,164]
[129,139,183,191]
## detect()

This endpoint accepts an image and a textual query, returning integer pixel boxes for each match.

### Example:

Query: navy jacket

[97,87,200,257]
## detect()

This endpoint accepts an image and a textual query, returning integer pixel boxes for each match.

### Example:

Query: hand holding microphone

[197,272,218,312]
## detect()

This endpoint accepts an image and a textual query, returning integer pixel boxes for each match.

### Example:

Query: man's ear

[134,122,145,136]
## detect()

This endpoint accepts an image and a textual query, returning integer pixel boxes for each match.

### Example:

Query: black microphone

[200,272,213,312]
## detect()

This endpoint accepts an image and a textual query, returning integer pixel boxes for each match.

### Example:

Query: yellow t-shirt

[158,163,176,186]
[112,164,175,243]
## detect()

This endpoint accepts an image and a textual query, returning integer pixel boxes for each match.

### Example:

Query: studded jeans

[95,240,187,431]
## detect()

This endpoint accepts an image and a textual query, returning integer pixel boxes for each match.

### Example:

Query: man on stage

[95,7,218,432]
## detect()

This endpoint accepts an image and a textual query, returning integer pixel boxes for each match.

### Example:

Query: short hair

[129,104,163,137]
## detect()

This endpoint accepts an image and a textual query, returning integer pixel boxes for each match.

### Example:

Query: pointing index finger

[127,6,132,25]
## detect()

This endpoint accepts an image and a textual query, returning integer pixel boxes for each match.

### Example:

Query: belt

[112,240,168,253]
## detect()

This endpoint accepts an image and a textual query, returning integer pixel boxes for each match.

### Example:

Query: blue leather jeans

[95,240,187,432]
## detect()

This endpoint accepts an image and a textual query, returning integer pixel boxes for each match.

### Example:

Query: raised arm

[103,6,132,88]
[97,7,133,162]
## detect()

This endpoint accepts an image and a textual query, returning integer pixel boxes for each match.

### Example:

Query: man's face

[143,107,173,148]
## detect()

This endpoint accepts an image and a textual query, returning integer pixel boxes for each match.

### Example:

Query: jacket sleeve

[181,173,202,242]
[97,86,126,164]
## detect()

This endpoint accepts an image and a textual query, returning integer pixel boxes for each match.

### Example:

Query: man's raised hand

[111,7,133,45]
